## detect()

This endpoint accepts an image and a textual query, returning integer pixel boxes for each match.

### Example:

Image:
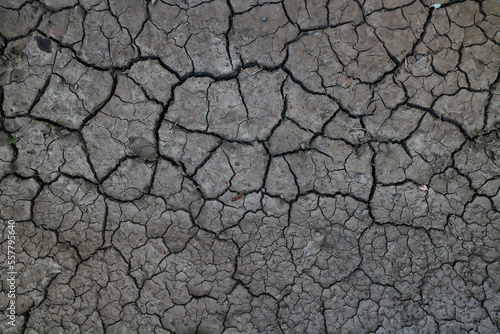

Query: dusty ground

[0,0,499,333]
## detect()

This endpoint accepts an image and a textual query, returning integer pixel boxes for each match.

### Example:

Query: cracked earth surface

[0,0,499,333]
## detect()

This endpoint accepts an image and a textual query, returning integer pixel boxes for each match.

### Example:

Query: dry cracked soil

[0,0,499,333]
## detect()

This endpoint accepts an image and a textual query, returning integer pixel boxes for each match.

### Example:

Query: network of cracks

[0,0,499,333]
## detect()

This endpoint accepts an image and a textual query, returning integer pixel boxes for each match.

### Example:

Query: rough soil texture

[1,0,499,333]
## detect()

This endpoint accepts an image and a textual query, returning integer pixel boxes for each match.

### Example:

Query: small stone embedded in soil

[151,242,167,254]
[34,36,52,53]
[10,69,27,82]
[417,185,429,191]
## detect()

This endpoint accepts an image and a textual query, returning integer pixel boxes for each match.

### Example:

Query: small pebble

[261,17,267,22]
[34,36,52,53]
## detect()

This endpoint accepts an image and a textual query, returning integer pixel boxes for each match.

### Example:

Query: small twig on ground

[251,67,263,75]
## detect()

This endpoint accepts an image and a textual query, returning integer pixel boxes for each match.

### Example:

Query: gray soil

[1,0,499,333]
